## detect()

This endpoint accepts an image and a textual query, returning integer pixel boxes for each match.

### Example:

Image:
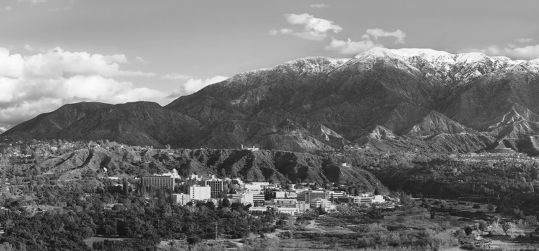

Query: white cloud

[2,6,14,11]
[366,28,406,43]
[18,47,155,77]
[168,76,228,97]
[0,47,25,78]
[516,38,534,43]
[24,44,33,51]
[465,44,539,60]
[280,28,294,34]
[0,47,166,130]
[17,0,47,4]
[184,76,228,94]
[325,38,381,55]
[310,4,329,9]
[135,56,147,64]
[162,73,191,80]
[273,13,342,41]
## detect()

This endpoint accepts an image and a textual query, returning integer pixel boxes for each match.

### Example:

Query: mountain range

[3,48,539,154]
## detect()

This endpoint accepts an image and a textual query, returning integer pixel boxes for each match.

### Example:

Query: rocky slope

[3,48,539,153]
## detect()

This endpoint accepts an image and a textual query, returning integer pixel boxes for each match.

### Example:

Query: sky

[1,0,539,131]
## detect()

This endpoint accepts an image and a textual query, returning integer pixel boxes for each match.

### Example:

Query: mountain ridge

[3,48,539,154]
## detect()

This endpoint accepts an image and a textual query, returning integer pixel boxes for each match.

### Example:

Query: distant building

[296,201,309,213]
[252,193,265,206]
[227,194,241,203]
[205,180,224,198]
[241,145,259,151]
[244,182,270,191]
[276,207,298,215]
[273,198,296,207]
[189,174,203,181]
[298,190,329,204]
[160,169,181,179]
[275,191,298,199]
[353,196,374,205]
[337,196,353,204]
[189,185,211,200]
[372,195,386,204]
[328,191,346,197]
[172,193,191,205]
[240,192,254,205]
[142,176,175,190]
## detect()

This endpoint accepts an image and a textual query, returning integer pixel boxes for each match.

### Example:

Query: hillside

[4,48,539,154]
[37,145,387,192]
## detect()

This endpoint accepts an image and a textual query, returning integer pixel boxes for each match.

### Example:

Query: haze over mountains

[4,48,539,154]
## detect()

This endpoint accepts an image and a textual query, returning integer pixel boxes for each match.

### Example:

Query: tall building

[205,180,224,198]
[141,176,175,190]
[189,185,211,200]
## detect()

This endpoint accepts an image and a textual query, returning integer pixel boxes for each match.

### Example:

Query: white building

[189,185,211,200]
[161,169,181,179]
[276,207,298,215]
[240,192,254,205]
[353,196,373,205]
[172,193,191,205]
[275,191,297,199]
[189,174,203,181]
[310,198,336,212]
[372,195,386,204]
[241,145,259,151]
[244,182,270,191]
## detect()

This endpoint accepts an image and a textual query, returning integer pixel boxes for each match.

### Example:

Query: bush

[187,235,202,245]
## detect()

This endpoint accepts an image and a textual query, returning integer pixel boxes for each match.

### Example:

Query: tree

[502,222,514,236]
[122,178,129,195]
[429,207,435,219]
[464,226,473,236]
[187,235,201,245]
[222,198,231,208]
[478,220,488,232]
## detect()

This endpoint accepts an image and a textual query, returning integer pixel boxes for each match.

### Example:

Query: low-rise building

[298,190,329,204]
[353,196,373,205]
[240,192,254,205]
[189,185,211,200]
[296,201,309,213]
[275,191,297,199]
[142,176,175,190]
[273,198,297,206]
[172,193,191,205]
[372,195,386,204]
[244,182,270,191]
[276,207,298,215]
[227,194,241,203]
[253,193,265,206]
